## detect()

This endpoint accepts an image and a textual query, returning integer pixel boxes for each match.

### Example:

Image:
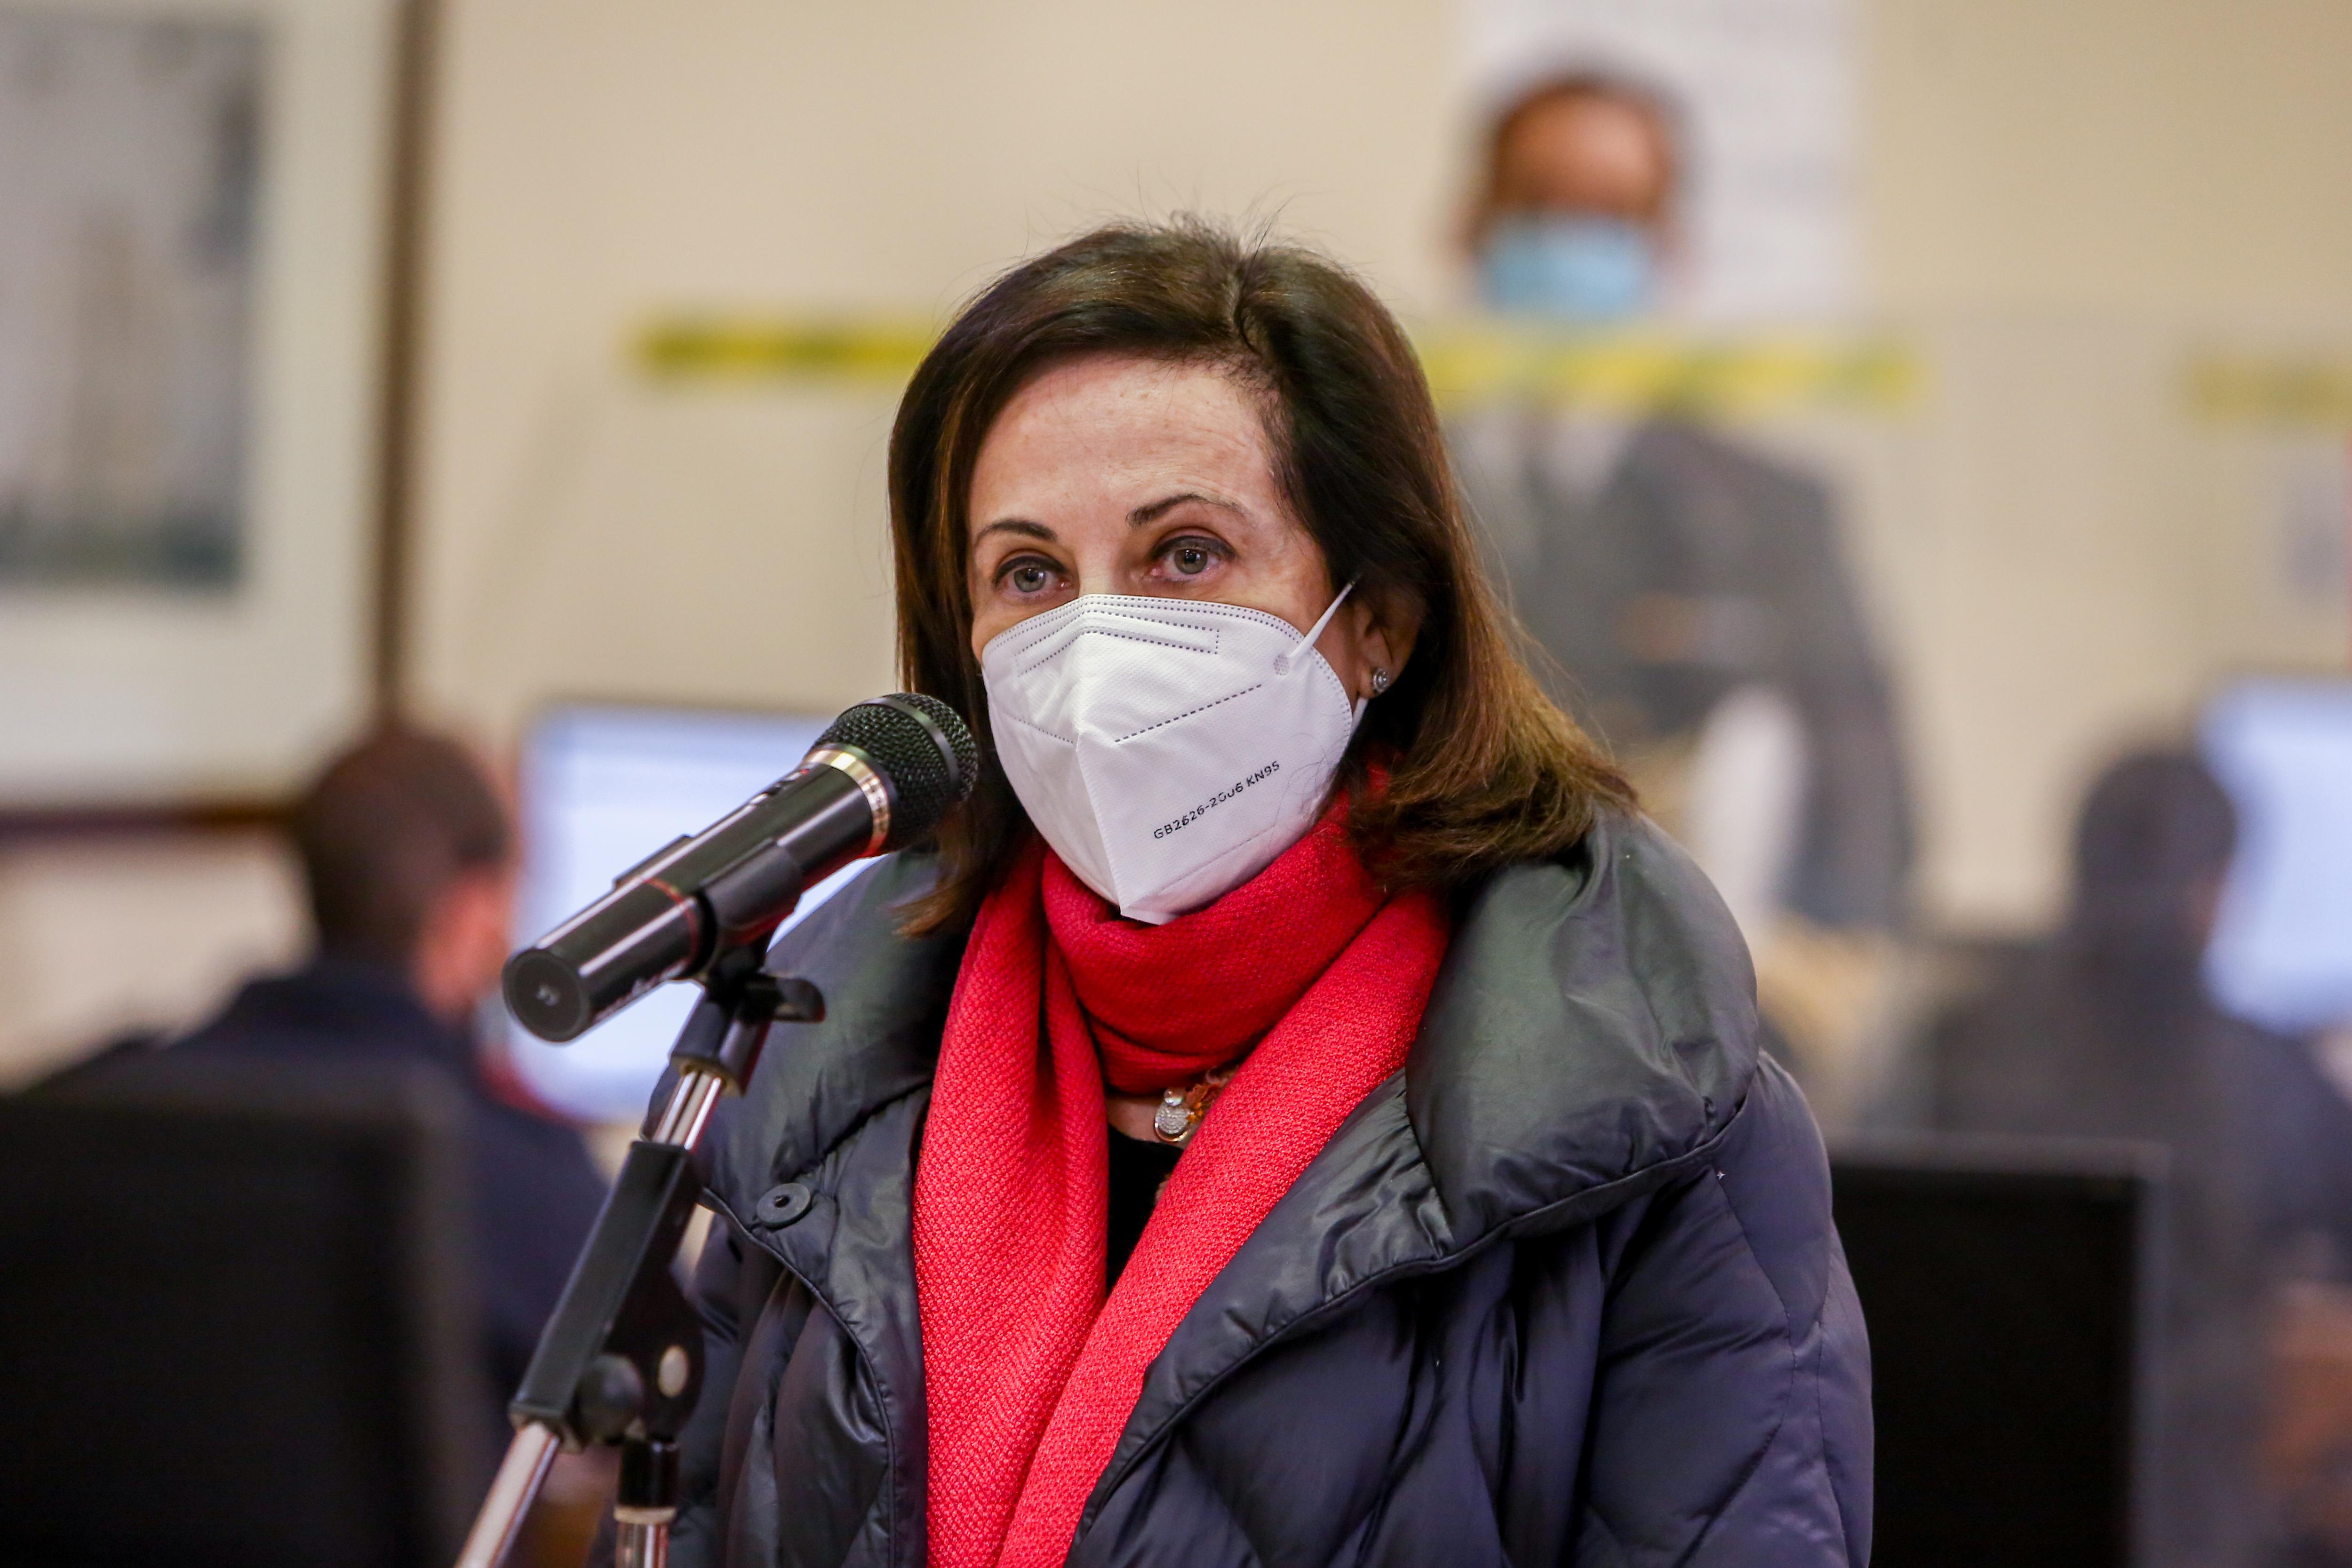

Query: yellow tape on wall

[1413,326,1919,417]
[638,318,939,383]
[2186,352,2352,430]
[632,314,1924,418]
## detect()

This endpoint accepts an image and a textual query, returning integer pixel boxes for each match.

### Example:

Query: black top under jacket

[662,811,1872,1568]
[1105,1130,1180,1289]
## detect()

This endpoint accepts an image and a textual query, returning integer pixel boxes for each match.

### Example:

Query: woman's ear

[1346,589,1422,702]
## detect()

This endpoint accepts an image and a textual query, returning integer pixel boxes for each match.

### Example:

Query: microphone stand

[453,944,822,1568]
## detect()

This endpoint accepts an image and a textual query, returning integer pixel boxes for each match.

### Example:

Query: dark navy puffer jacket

[664,812,1872,1567]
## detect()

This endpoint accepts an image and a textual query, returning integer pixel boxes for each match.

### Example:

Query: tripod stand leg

[454,1423,560,1568]
[451,961,818,1568]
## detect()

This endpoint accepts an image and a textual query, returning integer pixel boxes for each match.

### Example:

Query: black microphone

[504,692,977,1043]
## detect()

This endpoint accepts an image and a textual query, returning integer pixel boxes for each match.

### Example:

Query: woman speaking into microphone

[662,222,1869,1568]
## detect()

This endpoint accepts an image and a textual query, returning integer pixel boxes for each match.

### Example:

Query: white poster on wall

[0,12,258,589]
[0,0,393,805]
[1465,0,1858,322]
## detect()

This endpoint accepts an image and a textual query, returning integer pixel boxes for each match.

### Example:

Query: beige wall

[407,0,1471,732]
[400,0,2352,938]
[0,831,305,1086]
[1867,0,2352,318]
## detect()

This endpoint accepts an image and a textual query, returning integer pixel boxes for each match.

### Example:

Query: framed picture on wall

[0,0,399,808]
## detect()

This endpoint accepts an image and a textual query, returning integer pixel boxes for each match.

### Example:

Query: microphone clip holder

[667,946,824,1095]
[453,942,825,1568]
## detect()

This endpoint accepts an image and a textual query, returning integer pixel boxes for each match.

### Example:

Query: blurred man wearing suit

[1451,72,1913,1103]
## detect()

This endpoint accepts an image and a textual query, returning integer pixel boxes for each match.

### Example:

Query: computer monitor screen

[1833,1141,2153,1568]
[0,1069,485,1568]
[508,704,870,1123]
[2202,677,2352,1034]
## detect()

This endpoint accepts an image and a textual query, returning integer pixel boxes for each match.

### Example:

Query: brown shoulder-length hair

[889,218,1630,933]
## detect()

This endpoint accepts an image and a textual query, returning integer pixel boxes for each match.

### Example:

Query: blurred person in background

[1450,71,1913,1113]
[67,728,609,1448]
[1924,749,2352,1568]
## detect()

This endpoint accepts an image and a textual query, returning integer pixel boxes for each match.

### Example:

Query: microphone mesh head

[816,693,977,847]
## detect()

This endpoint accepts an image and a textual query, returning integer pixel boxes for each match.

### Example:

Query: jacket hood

[1409,810,1760,1244]
[702,807,1759,1253]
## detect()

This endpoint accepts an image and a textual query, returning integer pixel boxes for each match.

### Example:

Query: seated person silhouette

[1927,748,2352,1568]
[71,727,610,1446]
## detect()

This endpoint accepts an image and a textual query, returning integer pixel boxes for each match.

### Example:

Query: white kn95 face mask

[980,586,1364,924]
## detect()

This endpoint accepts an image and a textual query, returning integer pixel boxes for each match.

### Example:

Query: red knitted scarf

[912,807,1451,1568]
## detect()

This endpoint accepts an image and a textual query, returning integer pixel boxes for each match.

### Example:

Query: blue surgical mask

[1478,215,1657,321]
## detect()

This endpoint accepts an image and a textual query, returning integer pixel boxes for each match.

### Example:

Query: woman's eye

[1166,542,1217,576]
[1004,560,1056,595]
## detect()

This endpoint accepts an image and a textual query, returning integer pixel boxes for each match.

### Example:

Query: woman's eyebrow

[1128,491,1244,526]
[973,518,1057,544]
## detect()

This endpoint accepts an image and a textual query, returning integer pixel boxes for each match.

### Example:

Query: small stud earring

[1369,667,1392,696]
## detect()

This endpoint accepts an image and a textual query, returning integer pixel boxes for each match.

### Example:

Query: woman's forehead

[970,355,1281,526]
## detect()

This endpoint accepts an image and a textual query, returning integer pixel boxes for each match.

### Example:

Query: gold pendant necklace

[1110,1062,1238,1147]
